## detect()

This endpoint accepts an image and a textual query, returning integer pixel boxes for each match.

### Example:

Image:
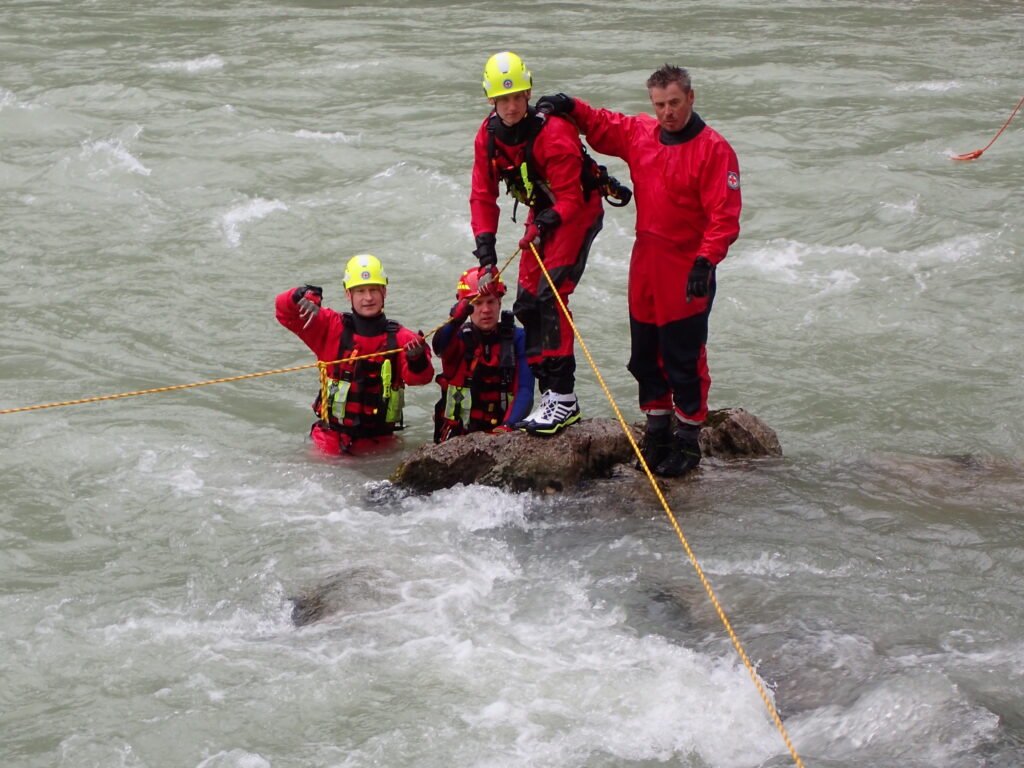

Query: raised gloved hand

[536,93,575,117]
[473,232,498,268]
[476,265,502,297]
[686,257,714,301]
[291,284,323,329]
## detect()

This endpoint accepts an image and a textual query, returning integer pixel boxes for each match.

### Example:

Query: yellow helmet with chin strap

[343,254,388,290]
[482,51,532,98]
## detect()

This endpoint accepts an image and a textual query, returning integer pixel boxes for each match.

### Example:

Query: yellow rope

[1,253,525,418]
[0,362,322,415]
[4,247,804,762]
[527,243,806,768]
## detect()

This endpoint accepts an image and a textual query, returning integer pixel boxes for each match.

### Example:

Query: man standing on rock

[470,51,605,436]
[536,64,741,476]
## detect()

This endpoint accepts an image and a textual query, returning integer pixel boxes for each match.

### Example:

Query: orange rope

[953,94,1024,161]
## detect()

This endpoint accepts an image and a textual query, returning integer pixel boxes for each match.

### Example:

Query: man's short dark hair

[646,64,692,91]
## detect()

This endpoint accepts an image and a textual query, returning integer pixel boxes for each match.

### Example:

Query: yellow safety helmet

[482,51,532,99]
[343,253,388,290]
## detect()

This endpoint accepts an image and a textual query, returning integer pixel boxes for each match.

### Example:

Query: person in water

[431,266,534,443]
[536,64,742,476]
[275,253,433,455]
[470,51,604,435]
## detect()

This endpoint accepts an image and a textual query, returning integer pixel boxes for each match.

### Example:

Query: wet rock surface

[391,407,782,494]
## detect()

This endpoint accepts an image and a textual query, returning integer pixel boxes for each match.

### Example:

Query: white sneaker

[515,391,581,435]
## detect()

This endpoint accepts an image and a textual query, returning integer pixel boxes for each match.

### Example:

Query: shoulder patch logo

[727,171,740,190]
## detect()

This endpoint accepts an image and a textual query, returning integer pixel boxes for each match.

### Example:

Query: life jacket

[313,313,405,437]
[433,311,517,443]
[486,111,632,219]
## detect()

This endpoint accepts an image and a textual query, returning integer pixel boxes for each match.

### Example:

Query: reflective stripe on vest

[325,378,352,423]
[442,384,472,426]
[381,358,404,424]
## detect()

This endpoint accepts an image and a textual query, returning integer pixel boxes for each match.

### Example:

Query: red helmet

[456,266,506,300]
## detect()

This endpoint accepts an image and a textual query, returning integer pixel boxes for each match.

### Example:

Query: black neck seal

[659,112,705,146]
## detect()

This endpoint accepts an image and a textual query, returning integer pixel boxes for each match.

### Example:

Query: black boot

[636,415,673,472]
[654,424,702,478]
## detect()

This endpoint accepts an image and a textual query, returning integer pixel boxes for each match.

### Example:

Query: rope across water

[3,246,807,765]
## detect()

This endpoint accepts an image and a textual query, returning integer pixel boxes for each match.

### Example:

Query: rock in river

[391,407,781,494]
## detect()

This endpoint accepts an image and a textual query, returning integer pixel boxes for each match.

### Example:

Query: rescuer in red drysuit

[431,266,534,443]
[536,64,742,476]
[470,51,604,435]
[275,254,433,456]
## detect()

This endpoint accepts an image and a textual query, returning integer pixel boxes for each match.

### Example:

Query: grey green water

[3,2,1023,766]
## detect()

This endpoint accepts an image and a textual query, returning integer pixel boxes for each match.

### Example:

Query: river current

[2,2,1023,766]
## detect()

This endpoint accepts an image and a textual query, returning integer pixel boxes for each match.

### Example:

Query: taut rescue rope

[0,253,521,418]
[527,243,806,768]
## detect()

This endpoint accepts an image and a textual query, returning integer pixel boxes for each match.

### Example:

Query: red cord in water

[953,95,1024,161]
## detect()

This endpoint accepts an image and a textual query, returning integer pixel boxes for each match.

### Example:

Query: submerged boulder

[391,407,781,494]
[289,566,398,627]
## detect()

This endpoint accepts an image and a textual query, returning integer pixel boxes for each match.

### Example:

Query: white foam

[371,162,461,190]
[219,198,287,247]
[879,197,919,214]
[194,750,270,768]
[151,54,225,74]
[79,135,151,177]
[894,80,960,92]
[1,87,39,111]
[291,129,359,144]
[789,669,999,762]
[334,61,381,71]
[399,485,531,531]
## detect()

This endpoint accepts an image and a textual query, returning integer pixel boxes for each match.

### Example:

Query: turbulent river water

[3,2,1023,766]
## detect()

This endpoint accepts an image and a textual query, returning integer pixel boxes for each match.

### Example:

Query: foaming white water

[194,751,270,768]
[79,135,151,177]
[291,129,360,143]
[397,485,531,531]
[219,198,288,247]
[3,1,1024,766]
[0,87,38,111]
[150,54,225,73]
[893,80,961,92]
[791,670,1000,764]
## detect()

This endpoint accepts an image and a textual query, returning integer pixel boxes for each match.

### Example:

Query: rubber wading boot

[653,424,702,478]
[636,416,673,472]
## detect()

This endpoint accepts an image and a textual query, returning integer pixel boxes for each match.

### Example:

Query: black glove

[536,93,575,116]
[291,285,324,329]
[405,331,430,374]
[290,284,323,303]
[473,232,497,268]
[533,207,561,233]
[686,257,714,301]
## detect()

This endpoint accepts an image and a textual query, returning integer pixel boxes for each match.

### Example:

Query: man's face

[346,285,386,318]
[648,82,695,132]
[489,90,531,127]
[470,294,501,332]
